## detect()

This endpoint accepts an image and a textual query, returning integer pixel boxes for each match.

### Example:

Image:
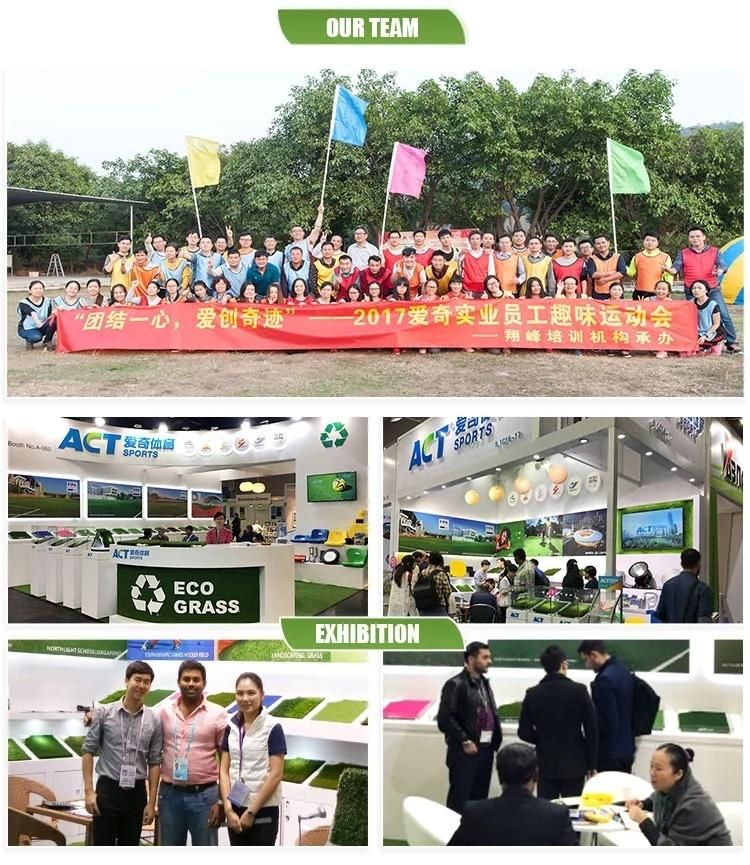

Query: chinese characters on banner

[55,300,700,353]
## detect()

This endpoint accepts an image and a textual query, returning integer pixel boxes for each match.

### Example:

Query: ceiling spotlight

[390,417,403,422]
[495,467,502,472]
[252,482,266,493]
[291,416,302,422]
[405,495,412,500]
[533,454,541,461]
[239,481,254,492]
[689,477,696,483]
[670,466,678,472]
[241,420,251,432]
[94,417,105,427]
[617,434,626,440]
[645,451,653,456]
[422,490,429,495]
[211,426,219,431]
[465,476,472,481]
[158,422,168,434]
[441,485,447,489]
[133,423,142,429]
[579,438,588,444]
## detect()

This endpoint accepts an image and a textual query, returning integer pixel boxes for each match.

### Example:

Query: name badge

[119,764,137,789]
[173,757,188,782]
[228,780,251,808]
[480,730,493,744]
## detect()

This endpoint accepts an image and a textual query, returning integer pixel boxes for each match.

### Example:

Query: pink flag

[388,142,427,197]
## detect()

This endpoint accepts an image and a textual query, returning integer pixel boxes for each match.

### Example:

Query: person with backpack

[577,640,636,773]
[655,548,713,623]
[412,551,453,616]
[437,642,502,813]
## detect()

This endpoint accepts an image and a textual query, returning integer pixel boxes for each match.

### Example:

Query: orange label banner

[55,300,700,353]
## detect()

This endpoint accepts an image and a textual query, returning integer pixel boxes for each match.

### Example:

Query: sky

[5,66,743,172]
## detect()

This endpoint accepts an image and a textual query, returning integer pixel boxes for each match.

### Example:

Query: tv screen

[306,471,357,502]
[620,505,685,552]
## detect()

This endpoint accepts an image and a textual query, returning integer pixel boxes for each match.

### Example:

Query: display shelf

[281,778,337,806]
[8,711,86,721]
[280,712,369,745]
[308,761,367,790]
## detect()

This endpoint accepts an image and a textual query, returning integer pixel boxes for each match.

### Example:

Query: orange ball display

[488,485,505,502]
[548,464,568,485]
[464,489,481,505]
[514,476,531,494]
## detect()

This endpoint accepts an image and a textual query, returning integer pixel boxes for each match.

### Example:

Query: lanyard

[174,703,202,759]
[119,707,146,767]
[237,725,247,781]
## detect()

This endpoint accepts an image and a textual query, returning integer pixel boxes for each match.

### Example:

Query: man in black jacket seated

[448,743,579,846]
[518,644,599,799]
[436,641,502,814]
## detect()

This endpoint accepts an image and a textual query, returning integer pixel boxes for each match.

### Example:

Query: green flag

[608,138,651,194]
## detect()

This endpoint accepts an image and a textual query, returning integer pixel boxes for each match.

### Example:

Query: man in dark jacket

[578,640,635,772]
[437,641,502,813]
[655,548,713,623]
[448,743,578,846]
[518,645,598,799]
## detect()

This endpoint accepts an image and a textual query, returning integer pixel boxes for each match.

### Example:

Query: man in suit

[578,639,635,773]
[448,743,578,846]
[518,645,599,799]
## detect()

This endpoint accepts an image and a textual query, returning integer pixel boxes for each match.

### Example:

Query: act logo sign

[408,424,450,470]
[320,421,349,448]
[59,428,121,455]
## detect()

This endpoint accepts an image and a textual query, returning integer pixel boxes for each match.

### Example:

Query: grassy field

[146,501,188,518]
[521,536,563,557]
[88,499,142,518]
[399,535,497,556]
[7,290,743,397]
[8,494,80,518]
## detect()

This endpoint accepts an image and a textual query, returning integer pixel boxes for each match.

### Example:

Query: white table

[562,797,648,846]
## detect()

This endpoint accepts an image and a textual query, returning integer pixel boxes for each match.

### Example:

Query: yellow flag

[185,136,221,188]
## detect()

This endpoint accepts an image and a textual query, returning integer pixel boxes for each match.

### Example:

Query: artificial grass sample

[452,584,474,593]
[9,531,32,539]
[678,711,730,734]
[511,596,540,610]
[143,690,174,707]
[311,700,367,723]
[100,689,126,704]
[559,602,591,618]
[218,639,333,663]
[330,767,368,846]
[270,697,324,719]
[283,757,326,784]
[653,709,665,732]
[295,581,359,616]
[8,739,30,761]
[64,736,86,756]
[533,599,566,615]
[310,762,366,790]
[497,701,523,722]
[24,735,71,759]
[207,692,235,707]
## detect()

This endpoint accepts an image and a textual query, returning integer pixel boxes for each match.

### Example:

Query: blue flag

[331,86,368,146]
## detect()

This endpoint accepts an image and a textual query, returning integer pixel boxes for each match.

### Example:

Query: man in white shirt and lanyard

[158,660,229,846]
[82,661,163,846]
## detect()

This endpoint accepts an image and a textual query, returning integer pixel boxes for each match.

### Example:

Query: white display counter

[8,532,35,587]
[62,539,91,609]
[30,539,55,595]
[45,539,77,603]
[81,549,117,620]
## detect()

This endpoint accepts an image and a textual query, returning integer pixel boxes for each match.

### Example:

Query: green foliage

[330,767,368,846]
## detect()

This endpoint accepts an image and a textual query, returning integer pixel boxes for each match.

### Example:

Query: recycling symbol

[131,573,166,615]
[320,421,349,449]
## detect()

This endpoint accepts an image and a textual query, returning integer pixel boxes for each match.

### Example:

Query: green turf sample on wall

[64,736,86,756]
[653,709,664,732]
[678,711,730,734]
[310,700,367,723]
[559,602,592,618]
[218,639,333,663]
[100,689,126,704]
[24,735,71,759]
[497,701,523,722]
[270,697,324,719]
[283,757,326,784]
[8,739,30,761]
[295,581,359,617]
[329,767,368,846]
[310,762,366,790]
[533,599,566,615]
[143,690,174,707]
[206,692,236,707]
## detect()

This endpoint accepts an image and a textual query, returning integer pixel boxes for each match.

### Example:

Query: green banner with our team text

[278,9,465,44]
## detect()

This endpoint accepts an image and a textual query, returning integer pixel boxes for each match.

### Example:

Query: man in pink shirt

[206,512,233,544]
[158,660,229,845]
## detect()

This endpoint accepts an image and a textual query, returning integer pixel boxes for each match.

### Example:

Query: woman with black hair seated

[626,744,732,846]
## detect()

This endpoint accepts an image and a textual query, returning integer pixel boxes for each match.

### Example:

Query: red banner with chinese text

[55,300,700,353]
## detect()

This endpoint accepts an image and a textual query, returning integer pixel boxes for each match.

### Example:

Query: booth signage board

[87,481,143,518]
[191,490,224,517]
[116,565,260,623]
[146,486,189,518]
[8,473,81,518]
[628,417,706,475]
[127,639,216,661]
[710,421,743,506]
[713,640,742,675]
[8,640,128,658]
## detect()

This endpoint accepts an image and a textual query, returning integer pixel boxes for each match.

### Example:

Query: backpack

[631,673,661,736]
[412,570,442,612]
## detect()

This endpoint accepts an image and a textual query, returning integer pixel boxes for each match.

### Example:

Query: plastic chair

[342,547,368,568]
[716,802,743,846]
[326,528,347,546]
[292,533,312,543]
[8,808,66,846]
[582,771,652,803]
[402,797,460,846]
[448,559,467,579]
[467,603,499,623]
[308,529,329,544]
[298,826,331,845]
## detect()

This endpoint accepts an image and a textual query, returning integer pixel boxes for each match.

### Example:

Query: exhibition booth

[8,417,369,623]
[382,634,743,844]
[384,416,743,623]
[7,638,368,846]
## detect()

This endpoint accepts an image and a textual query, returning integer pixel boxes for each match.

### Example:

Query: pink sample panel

[382,699,432,720]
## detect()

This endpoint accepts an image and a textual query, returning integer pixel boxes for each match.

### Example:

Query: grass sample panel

[497,701,523,722]
[559,602,591,618]
[311,700,367,723]
[207,692,235,708]
[678,711,730,734]
[382,699,431,720]
[283,757,326,784]
[310,762,367,790]
[100,689,126,704]
[24,735,71,759]
[511,596,540,610]
[64,736,86,756]
[270,697,324,719]
[295,581,359,617]
[452,584,474,592]
[653,709,665,732]
[533,599,566,615]
[329,767,368,846]
[8,739,30,761]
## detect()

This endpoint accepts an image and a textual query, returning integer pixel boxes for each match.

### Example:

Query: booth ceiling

[67,417,291,431]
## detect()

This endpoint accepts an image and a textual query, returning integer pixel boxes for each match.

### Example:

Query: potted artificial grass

[309,762,366,790]
[64,736,86,756]
[510,595,540,610]
[330,767,368,846]
[207,692,236,708]
[283,757,326,784]
[559,602,591,618]
[533,599,566,615]
[310,700,367,723]
[678,711,730,734]
[270,697,324,719]
[8,739,30,761]
[497,701,523,722]
[24,735,71,759]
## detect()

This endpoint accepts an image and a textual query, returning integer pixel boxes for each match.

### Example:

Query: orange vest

[493,253,520,295]
[633,250,670,293]
[591,252,621,296]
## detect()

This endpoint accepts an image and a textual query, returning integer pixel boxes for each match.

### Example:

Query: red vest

[461,251,490,295]
[551,258,586,294]
[681,246,718,289]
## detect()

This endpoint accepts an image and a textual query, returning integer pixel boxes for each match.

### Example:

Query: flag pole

[320,85,339,208]
[606,137,618,253]
[191,181,202,237]
[380,143,397,248]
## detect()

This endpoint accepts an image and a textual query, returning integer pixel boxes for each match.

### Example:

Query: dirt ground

[6,281,744,398]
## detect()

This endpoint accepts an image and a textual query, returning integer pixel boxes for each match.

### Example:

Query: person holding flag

[185,136,221,237]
